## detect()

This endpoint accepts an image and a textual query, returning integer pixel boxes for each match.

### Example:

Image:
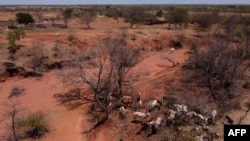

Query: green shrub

[19,112,48,139]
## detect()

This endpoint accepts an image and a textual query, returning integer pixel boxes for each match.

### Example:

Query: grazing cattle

[187,111,197,117]
[211,110,217,120]
[174,104,188,112]
[148,117,163,128]
[121,96,132,106]
[197,114,207,121]
[136,116,162,137]
[132,111,151,125]
[119,106,129,114]
[141,116,153,125]
[146,117,163,137]
[168,109,177,120]
[203,126,220,139]
[148,99,162,111]
[133,112,150,119]
[134,92,143,108]
[170,48,175,51]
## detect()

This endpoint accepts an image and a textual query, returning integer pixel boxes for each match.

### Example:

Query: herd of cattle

[112,93,234,140]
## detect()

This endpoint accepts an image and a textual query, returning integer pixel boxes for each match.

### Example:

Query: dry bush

[52,40,63,58]
[27,40,48,72]
[9,86,25,98]
[189,40,248,101]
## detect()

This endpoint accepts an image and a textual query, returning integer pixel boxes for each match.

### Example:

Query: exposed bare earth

[0,14,249,141]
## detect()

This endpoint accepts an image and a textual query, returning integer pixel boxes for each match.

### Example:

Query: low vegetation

[18,112,48,139]
[6,28,25,54]
[9,86,25,98]
[0,4,250,141]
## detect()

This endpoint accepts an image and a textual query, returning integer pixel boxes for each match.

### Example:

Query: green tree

[104,7,122,22]
[156,9,163,17]
[62,8,73,28]
[16,12,35,28]
[7,29,25,53]
[123,7,147,28]
[166,7,189,29]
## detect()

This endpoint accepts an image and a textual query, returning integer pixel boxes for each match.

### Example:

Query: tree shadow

[53,88,94,110]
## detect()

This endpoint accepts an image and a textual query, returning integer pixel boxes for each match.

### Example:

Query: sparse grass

[19,112,48,139]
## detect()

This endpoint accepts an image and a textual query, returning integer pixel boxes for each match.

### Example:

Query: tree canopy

[122,7,147,28]
[7,28,25,48]
[6,28,25,54]
[166,7,189,29]
[16,12,35,28]
[62,8,73,27]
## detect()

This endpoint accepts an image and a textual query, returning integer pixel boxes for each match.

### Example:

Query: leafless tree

[104,36,140,98]
[56,34,140,132]
[28,40,47,72]
[190,39,249,101]
[79,8,96,29]
[0,101,27,141]
[122,7,147,28]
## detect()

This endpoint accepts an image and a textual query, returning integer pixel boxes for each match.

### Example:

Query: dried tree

[56,34,140,132]
[0,101,26,141]
[79,8,96,29]
[29,40,47,71]
[190,39,248,101]
[122,7,147,28]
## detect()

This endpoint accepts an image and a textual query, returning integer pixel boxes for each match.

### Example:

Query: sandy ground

[0,13,249,141]
[0,70,90,141]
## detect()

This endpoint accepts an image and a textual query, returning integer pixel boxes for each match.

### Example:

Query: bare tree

[105,37,140,98]
[56,34,140,132]
[62,8,73,28]
[79,8,96,29]
[190,39,248,101]
[122,7,147,28]
[0,101,26,141]
[28,40,47,72]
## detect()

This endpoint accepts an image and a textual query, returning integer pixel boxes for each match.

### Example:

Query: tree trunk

[207,78,216,101]
[11,107,18,141]
[130,23,133,29]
